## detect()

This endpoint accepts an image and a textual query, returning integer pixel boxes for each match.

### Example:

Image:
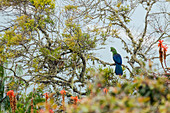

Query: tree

[68,0,170,76]
[0,0,169,111]
[0,0,100,97]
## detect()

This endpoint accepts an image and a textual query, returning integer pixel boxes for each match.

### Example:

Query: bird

[110,47,123,75]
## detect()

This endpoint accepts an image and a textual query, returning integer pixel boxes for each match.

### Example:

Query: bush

[66,75,170,113]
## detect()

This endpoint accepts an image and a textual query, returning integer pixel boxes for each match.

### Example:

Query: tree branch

[39,80,86,95]
[135,1,156,55]
[90,56,134,76]
[78,53,86,81]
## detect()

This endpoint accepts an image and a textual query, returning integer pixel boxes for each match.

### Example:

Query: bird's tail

[115,64,123,75]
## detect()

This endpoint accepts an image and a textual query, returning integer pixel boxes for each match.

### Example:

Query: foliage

[66,73,170,113]
[3,68,169,112]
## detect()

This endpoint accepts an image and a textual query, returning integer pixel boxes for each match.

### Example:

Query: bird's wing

[113,54,122,65]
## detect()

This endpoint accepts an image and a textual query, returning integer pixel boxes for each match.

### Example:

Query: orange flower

[71,96,79,105]
[60,89,66,95]
[158,40,163,63]
[71,96,79,103]
[158,40,163,47]
[60,89,66,110]
[7,90,16,113]
[158,40,166,72]
[43,92,49,100]
[163,45,168,52]
[49,109,54,113]
[163,45,168,68]
[7,90,14,97]
[103,88,108,94]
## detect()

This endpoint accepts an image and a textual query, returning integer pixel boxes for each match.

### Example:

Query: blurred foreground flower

[60,89,66,110]
[43,92,49,103]
[60,89,66,95]
[103,88,108,94]
[7,90,14,97]
[7,90,16,113]
[49,109,54,113]
[71,96,79,105]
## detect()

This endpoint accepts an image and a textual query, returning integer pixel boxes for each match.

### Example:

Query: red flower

[49,109,54,113]
[71,96,79,102]
[163,45,168,52]
[71,96,79,105]
[158,40,164,63]
[7,90,14,97]
[43,92,49,100]
[60,89,66,108]
[7,90,16,112]
[158,40,163,47]
[103,88,108,94]
[159,40,163,43]
[60,89,66,95]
